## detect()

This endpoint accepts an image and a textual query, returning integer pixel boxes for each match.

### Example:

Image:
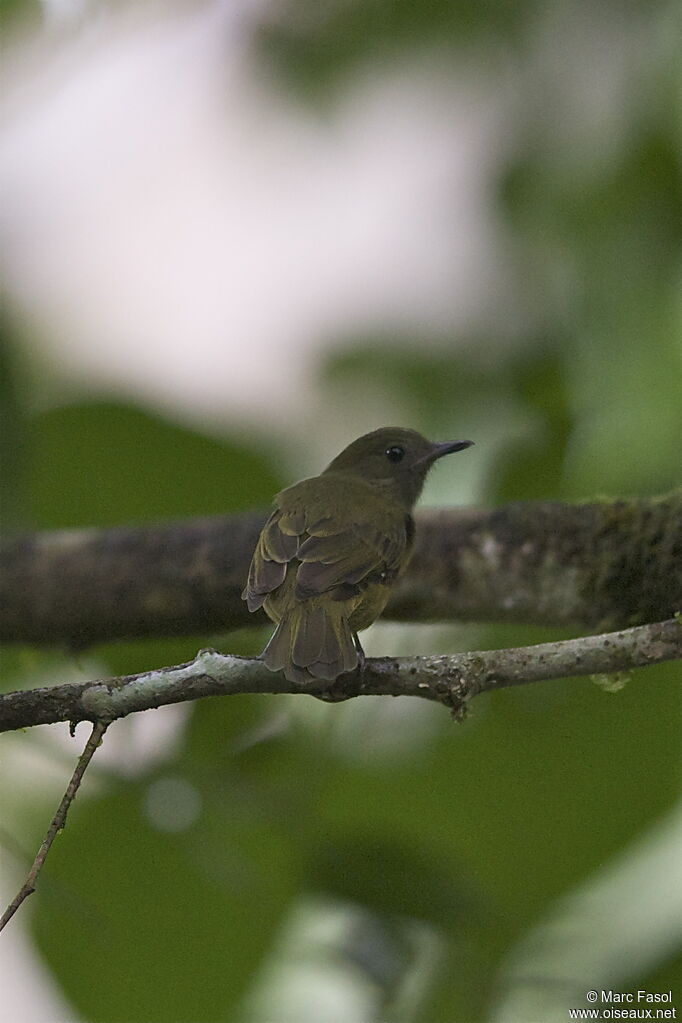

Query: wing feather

[295,520,406,600]
[243,481,410,611]
[242,509,295,610]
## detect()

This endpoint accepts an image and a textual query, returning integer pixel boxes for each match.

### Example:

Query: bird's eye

[385,445,405,463]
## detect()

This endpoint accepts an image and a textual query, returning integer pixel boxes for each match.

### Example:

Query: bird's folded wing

[294,525,404,599]
[242,502,407,609]
[241,508,300,610]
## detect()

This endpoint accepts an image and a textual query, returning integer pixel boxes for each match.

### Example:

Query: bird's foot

[353,634,366,674]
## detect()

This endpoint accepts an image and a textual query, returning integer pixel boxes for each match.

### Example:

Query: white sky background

[1,0,516,440]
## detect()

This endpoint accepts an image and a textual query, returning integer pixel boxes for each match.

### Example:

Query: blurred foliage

[33,698,304,1022]
[1,0,681,1020]
[0,322,28,529]
[26,400,281,529]
[0,0,40,34]
[258,0,526,96]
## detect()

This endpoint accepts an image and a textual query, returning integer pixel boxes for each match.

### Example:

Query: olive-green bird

[242,427,473,685]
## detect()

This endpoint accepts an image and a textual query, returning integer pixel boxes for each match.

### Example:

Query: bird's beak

[430,439,474,461]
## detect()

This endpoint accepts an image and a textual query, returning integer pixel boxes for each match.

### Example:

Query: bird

[242,427,473,685]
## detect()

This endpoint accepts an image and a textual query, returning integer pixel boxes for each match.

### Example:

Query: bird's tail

[262,601,358,685]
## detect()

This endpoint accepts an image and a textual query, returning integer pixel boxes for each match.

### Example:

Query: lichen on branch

[1,618,679,734]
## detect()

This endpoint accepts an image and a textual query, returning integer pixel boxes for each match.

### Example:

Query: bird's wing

[294,513,408,601]
[242,492,409,610]
[242,506,305,611]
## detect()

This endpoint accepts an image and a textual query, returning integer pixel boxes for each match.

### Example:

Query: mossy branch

[1,492,680,647]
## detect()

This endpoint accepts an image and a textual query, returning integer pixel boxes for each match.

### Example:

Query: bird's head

[323,427,473,509]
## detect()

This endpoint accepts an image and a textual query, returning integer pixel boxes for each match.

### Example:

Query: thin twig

[0,720,109,932]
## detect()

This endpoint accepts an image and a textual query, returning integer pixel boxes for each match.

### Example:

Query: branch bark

[1,491,680,647]
[1,619,679,733]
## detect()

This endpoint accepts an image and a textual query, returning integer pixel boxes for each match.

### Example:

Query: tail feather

[261,602,358,685]
[261,615,293,673]
[292,604,327,667]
